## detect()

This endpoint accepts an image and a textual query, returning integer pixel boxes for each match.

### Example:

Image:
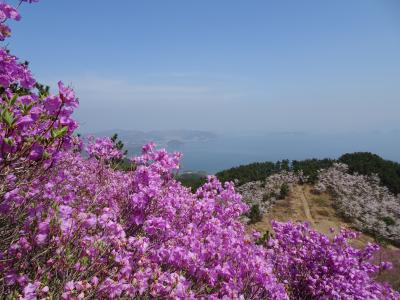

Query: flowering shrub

[0,2,398,299]
[1,142,289,298]
[268,221,399,299]
[237,171,303,218]
[315,163,400,244]
[86,136,123,162]
[0,2,21,41]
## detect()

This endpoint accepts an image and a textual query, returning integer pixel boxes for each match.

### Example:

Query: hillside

[248,185,389,245]
[215,152,400,193]
[248,184,400,290]
[163,152,400,291]
[231,159,400,291]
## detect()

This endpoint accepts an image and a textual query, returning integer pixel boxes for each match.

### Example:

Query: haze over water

[11,1,400,145]
[171,132,400,173]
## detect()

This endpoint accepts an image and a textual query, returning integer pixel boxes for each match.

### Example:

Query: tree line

[214,152,400,195]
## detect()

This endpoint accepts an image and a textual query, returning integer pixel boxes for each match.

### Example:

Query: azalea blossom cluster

[268,221,399,299]
[0,79,78,166]
[1,143,289,299]
[237,171,303,215]
[0,0,36,86]
[314,163,400,244]
[0,5,78,176]
[0,2,20,40]
[85,136,123,161]
[0,2,399,299]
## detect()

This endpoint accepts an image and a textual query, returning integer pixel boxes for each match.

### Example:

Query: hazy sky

[9,0,400,133]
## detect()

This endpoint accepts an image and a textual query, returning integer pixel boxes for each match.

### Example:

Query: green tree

[110,133,132,171]
[248,204,263,224]
[279,183,289,199]
[339,152,400,195]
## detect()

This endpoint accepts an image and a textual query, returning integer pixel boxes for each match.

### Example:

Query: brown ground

[247,184,400,290]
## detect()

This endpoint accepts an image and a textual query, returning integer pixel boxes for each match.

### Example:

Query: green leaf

[21,103,34,115]
[9,94,18,106]
[42,151,50,160]
[80,256,89,266]
[51,126,68,139]
[3,137,13,146]
[2,110,15,127]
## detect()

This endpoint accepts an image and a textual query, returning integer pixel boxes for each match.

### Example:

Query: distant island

[86,129,217,155]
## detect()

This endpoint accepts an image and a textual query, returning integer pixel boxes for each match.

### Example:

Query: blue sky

[7,0,400,133]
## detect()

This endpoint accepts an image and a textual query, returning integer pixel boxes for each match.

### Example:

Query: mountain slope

[248,184,400,290]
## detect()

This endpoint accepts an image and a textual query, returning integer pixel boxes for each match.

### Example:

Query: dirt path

[294,185,315,226]
[248,184,314,233]
[248,184,383,242]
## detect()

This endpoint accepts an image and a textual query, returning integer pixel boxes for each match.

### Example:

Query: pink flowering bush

[0,2,20,41]
[268,221,398,299]
[1,142,288,298]
[86,136,123,161]
[0,2,399,299]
